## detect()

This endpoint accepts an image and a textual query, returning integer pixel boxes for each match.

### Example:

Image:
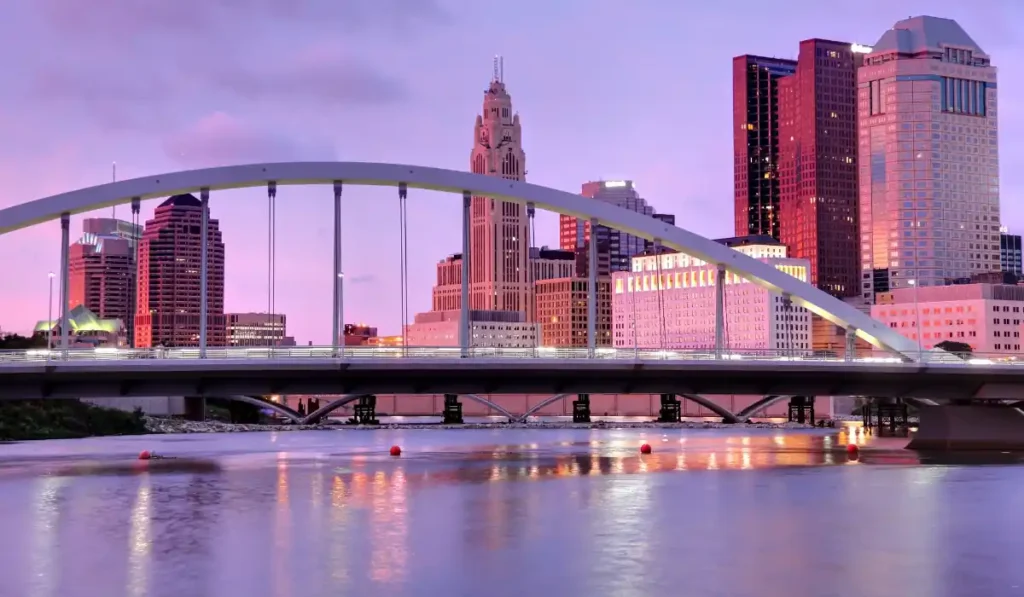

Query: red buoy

[846,444,859,456]
[389,445,402,456]
[138,450,152,460]
[640,443,652,454]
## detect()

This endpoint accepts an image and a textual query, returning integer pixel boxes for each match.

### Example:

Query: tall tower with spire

[468,57,531,314]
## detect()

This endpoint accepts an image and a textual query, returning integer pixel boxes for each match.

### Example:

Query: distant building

[1001,230,1022,277]
[68,218,142,341]
[778,39,863,298]
[535,277,611,347]
[367,335,405,348]
[859,16,1000,299]
[405,310,538,348]
[872,284,1024,354]
[344,323,378,346]
[135,194,226,348]
[612,236,811,352]
[226,313,287,346]
[36,304,126,348]
[561,180,673,276]
[733,54,798,239]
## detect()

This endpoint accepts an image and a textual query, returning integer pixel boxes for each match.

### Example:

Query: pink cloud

[162,112,335,168]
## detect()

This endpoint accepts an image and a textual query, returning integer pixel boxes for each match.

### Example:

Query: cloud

[36,0,450,38]
[208,43,407,104]
[162,112,336,168]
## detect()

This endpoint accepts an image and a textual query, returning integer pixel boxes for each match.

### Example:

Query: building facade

[734,55,798,239]
[1000,229,1022,276]
[560,180,674,276]
[67,218,142,340]
[344,324,378,346]
[135,194,226,348]
[226,313,287,347]
[535,277,612,347]
[871,283,1024,354]
[778,39,863,298]
[611,236,812,352]
[468,59,531,314]
[405,310,538,348]
[858,16,1000,301]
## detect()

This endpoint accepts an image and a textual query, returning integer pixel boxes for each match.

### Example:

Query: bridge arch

[301,393,517,424]
[518,393,741,423]
[0,162,917,357]
[224,395,303,424]
[735,395,940,421]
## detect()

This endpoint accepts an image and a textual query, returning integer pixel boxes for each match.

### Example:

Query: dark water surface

[1,427,1023,597]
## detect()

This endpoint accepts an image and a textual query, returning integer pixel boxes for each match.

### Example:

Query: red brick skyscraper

[777,39,863,298]
[135,194,226,347]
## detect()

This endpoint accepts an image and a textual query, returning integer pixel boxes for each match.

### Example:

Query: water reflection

[6,429,1024,597]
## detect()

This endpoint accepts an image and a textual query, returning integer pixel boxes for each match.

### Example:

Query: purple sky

[1,0,1022,343]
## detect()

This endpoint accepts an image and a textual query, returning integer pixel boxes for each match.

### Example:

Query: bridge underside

[1,360,1022,401]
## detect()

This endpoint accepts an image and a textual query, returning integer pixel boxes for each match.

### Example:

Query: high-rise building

[560,180,674,276]
[778,39,863,298]
[535,277,612,347]
[468,58,531,314]
[733,55,798,239]
[135,194,226,348]
[67,218,142,340]
[611,236,811,352]
[1000,229,1022,277]
[859,16,1000,301]
[226,313,287,347]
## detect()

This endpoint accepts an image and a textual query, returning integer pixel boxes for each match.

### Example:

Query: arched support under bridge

[302,393,519,424]
[734,395,939,422]
[518,393,741,424]
[225,395,303,424]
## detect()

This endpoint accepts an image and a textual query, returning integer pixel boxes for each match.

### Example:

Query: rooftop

[871,16,987,58]
[159,193,202,208]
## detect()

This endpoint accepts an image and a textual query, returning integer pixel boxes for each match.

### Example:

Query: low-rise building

[611,236,812,352]
[405,310,538,348]
[226,313,287,347]
[535,277,611,347]
[35,304,126,348]
[871,283,1024,354]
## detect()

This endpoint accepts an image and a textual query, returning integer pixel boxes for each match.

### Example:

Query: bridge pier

[907,404,1024,451]
[184,396,206,421]
[657,394,682,422]
[787,396,815,424]
[572,393,591,423]
[442,394,463,424]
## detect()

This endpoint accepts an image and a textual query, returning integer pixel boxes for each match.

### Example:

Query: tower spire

[493,55,505,83]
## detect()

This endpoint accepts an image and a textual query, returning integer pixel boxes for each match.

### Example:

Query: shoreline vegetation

[0,400,148,441]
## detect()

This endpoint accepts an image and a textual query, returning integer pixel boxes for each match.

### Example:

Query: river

[1,426,1023,597]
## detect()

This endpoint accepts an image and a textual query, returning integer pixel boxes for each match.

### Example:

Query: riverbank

[144,416,815,434]
[0,400,148,441]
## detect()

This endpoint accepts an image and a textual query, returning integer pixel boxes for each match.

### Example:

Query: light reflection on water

[1,428,1024,596]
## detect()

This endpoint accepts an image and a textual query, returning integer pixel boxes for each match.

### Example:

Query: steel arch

[517,393,742,423]
[225,395,304,424]
[0,161,918,357]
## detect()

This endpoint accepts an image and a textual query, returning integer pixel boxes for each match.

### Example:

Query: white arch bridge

[0,161,918,358]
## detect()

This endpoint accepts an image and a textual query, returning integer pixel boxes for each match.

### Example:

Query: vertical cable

[528,203,537,349]
[631,272,639,359]
[398,183,409,351]
[267,181,278,349]
[654,242,666,350]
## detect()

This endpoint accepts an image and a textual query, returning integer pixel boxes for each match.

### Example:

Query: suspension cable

[654,242,666,350]
[267,182,277,348]
[398,184,409,351]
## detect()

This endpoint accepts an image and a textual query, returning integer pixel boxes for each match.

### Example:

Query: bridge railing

[0,345,1012,366]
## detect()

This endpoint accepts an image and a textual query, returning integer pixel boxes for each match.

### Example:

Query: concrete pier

[907,404,1024,451]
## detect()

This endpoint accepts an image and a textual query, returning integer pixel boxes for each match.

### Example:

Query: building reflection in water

[273,455,292,597]
[125,477,151,597]
[29,476,65,597]
[369,469,408,583]
[328,475,350,584]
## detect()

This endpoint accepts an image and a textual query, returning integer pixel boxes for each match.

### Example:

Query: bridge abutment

[907,404,1024,451]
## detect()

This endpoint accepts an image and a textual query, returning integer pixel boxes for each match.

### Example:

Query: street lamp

[47,272,55,352]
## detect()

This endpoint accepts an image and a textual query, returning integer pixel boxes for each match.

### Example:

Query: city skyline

[1,1,1022,344]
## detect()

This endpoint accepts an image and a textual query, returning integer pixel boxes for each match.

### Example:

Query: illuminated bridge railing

[0,346,1015,367]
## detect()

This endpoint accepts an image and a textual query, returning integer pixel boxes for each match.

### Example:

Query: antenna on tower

[111,162,117,218]
[493,55,500,82]
[500,56,504,83]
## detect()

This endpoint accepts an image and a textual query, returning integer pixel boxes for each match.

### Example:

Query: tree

[0,333,47,350]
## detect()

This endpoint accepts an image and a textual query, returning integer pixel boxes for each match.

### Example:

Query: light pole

[47,272,55,351]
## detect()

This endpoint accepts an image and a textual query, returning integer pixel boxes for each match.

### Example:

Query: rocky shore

[144,416,814,434]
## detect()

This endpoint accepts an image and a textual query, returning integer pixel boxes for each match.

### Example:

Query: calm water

[2,427,1024,597]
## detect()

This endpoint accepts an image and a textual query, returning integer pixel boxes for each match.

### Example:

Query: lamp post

[47,272,55,351]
